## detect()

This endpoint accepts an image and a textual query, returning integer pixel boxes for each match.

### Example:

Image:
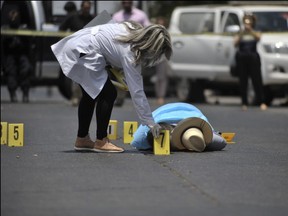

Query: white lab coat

[51,23,154,126]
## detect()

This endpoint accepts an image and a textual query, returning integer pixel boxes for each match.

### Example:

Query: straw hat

[171,117,213,152]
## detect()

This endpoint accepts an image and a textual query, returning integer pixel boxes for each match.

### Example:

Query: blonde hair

[116,21,172,67]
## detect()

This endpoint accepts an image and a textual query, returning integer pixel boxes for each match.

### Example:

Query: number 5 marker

[8,123,24,147]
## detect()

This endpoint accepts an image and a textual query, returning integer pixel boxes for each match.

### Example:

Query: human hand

[148,123,162,138]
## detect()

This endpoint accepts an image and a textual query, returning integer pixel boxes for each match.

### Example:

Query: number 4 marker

[123,121,138,144]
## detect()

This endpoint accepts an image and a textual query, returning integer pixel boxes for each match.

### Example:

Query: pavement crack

[150,158,221,205]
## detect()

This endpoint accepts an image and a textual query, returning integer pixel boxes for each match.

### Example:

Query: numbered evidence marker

[107,120,118,140]
[1,122,8,145]
[153,130,170,155]
[123,121,138,144]
[8,123,24,147]
[221,132,236,144]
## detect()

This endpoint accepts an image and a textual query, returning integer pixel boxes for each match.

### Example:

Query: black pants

[5,54,32,95]
[236,52,265,105]
[77,78,117,139]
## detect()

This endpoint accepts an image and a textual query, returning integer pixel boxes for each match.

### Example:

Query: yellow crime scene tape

[170,31,288,37]
[1,29,232,37]
[2,28,287,38]
[1,29,72,37]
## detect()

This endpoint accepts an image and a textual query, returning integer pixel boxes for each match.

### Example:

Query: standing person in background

[112,0,151,106]
[3,9,32,103]
[59,0,94,106]
[234,12,267,111]
[63,1,77,16]
[153,16,170,105]
[59,0,93,32]
[112,0,150,27]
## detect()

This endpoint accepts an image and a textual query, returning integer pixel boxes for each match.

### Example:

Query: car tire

[176,79,206,103]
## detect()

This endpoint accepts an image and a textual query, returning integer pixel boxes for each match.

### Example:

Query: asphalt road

[1,87,288,216]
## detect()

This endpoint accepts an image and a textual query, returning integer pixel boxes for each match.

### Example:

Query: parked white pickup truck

[169,4,288,104]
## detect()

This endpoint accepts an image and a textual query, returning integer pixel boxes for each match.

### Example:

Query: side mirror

[225,25,240,33]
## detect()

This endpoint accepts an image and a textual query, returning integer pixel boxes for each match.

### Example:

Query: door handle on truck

[173,41,184,49]
[216,42,223,51]
[217,42,223,47]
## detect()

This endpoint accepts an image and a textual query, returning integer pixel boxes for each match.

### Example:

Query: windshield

[253,11,288,32]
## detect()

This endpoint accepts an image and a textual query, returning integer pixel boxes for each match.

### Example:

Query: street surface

[1,86,288,216]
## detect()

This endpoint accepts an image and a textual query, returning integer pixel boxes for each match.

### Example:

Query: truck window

[179,12,215,34]
[223,13,240,32]
[41,1,67,24]
[253,11,288,32]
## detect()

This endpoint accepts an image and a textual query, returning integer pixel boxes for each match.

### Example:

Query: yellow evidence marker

[1,122,8,145]
[123,121,138,144]
[221,132,236,144]
[8,123,24,147]
[107,120,118,140]
[153,130,170,155]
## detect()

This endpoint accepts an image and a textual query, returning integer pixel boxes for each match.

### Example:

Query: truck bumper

[261,54,288,86]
